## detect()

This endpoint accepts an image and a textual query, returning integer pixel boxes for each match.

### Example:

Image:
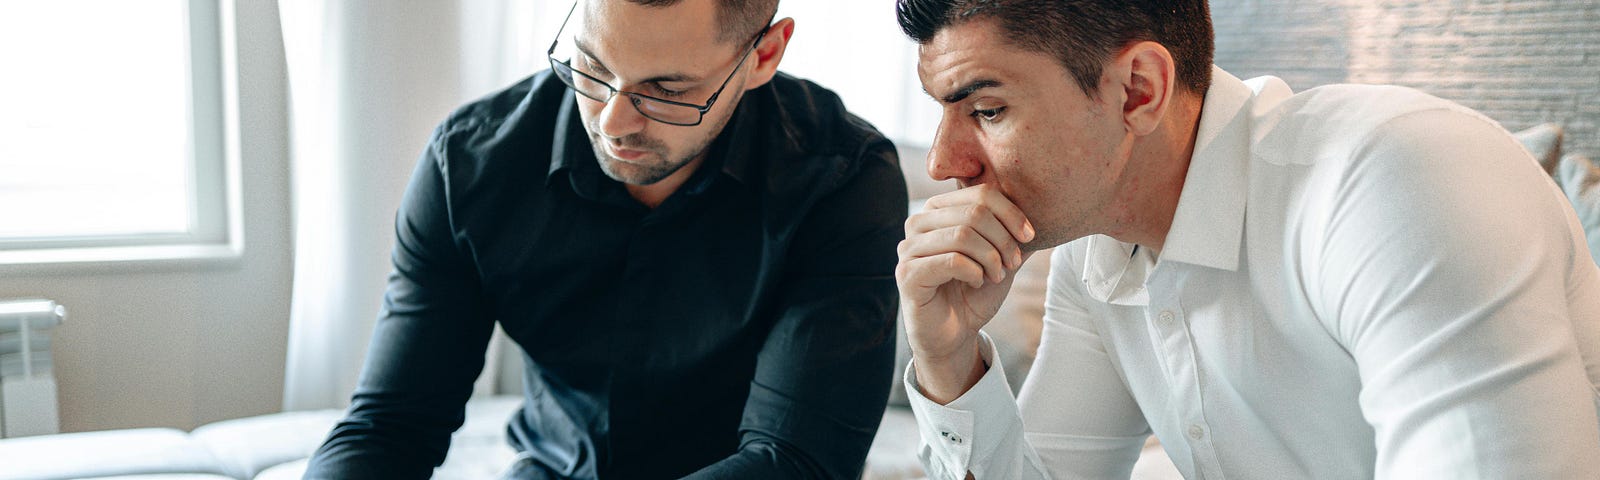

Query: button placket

[1147,268,1227,479]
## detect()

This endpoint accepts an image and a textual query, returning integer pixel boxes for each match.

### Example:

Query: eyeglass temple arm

[700,18,775,113]
[548,2,578,56]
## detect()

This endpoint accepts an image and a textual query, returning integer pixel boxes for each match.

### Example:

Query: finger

[896,252,987,299]
[904,204,1024,269]
[898,225,1009,284]
[924,185,1035,243]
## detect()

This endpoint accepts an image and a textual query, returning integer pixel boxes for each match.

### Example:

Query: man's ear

[1113,41,1177,137]
[742,17,795,91]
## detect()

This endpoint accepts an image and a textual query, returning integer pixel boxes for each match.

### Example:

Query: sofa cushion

[1514,123,1563,175]
[65,473,235,476]
[454,395,524,443]
[429,437,519,480]
[239,396,523,480]
[0,428,225,480]
[250,436,517,480]
[1557,154,1600,262]
[188,409,343,480]
[248,459,305,480]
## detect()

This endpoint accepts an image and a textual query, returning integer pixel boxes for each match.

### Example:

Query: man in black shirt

[302,0,907,478]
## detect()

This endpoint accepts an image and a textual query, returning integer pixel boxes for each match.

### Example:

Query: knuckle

[903,215,921,235]
[970,203,991,218]
[950,227,971,243]
[944,253,962,271]
[963,204,986,223]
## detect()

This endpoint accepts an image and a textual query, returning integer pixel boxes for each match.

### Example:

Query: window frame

[0,0,243,269]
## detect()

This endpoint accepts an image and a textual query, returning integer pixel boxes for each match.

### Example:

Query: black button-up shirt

[304,71,908,479]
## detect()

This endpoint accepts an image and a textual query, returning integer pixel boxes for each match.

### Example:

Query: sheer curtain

[775,1,933,146]
[278,0,925,412]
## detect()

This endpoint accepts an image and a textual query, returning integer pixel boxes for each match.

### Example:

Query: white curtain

[278,0,926,412]
[774,1,932,146]
[278,0,565,411]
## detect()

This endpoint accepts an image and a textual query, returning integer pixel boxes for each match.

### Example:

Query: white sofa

[0,396,522,480]
[0,390,1176,480]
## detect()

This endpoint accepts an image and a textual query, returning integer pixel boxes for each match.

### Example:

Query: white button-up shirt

[906,66,1600,479]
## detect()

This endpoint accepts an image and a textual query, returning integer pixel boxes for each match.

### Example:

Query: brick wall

[1212,0,1600,156]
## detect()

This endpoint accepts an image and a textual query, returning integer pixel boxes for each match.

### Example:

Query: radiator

[0,298,65,438]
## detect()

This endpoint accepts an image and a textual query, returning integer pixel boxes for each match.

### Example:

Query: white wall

[1212,0,1600,156]
[0,0,292,432]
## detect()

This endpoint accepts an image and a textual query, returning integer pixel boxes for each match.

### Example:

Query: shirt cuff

[904,331,1023,480]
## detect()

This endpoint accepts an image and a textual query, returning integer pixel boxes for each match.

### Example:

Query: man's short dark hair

[896,0,1213,96]
[626,0,777,44]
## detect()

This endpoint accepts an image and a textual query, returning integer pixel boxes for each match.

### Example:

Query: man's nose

[926,123,984,182]
[597,94,647,139]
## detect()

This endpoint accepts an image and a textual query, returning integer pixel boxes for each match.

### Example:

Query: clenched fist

[896,184,1035,404]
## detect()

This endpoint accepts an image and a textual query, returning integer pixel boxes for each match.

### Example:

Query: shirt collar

[1078,66,1258,305]
[548,92,587,180]
[1158,66,1255,272]
[1081,237,1157,305]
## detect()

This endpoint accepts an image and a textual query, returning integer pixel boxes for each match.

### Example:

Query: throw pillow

[1513,123,1563,175]
[1556,154,1600,263]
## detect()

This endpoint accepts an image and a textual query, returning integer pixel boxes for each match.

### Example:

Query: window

[0,0,237,266]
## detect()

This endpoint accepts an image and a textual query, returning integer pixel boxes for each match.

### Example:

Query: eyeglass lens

[551,59,704,126]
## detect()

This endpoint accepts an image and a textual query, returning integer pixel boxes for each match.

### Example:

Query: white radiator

[0,298,65,438]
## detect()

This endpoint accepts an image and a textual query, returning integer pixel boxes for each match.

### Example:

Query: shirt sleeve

[303,124,496,479]
[904,246,1150,480]
[683,141,908,479]
[1310,108,1600,478]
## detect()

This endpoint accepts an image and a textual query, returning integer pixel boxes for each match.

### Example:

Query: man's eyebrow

[935,79,1003,104]
[572,39,702,84]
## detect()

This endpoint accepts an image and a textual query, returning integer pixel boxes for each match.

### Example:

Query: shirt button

[1188,424,1205,440]
[1158,310,1175,326]
[941,431,964,445]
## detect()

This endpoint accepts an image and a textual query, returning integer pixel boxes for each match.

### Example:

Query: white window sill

[0,242,244,274]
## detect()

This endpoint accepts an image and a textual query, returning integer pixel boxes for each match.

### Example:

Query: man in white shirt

[891,0,1600,478]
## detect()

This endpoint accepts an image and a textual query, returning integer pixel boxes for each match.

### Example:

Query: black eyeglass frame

[545,2,774,127]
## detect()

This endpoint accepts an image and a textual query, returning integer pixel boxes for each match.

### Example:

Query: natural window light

[0,0,234,265]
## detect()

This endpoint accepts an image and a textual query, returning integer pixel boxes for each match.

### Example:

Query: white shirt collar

[1080,66,1261,305]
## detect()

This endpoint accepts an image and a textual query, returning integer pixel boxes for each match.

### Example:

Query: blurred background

[0,1,1595,478]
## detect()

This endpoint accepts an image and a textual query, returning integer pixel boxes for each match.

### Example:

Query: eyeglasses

[546,2,771,127]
